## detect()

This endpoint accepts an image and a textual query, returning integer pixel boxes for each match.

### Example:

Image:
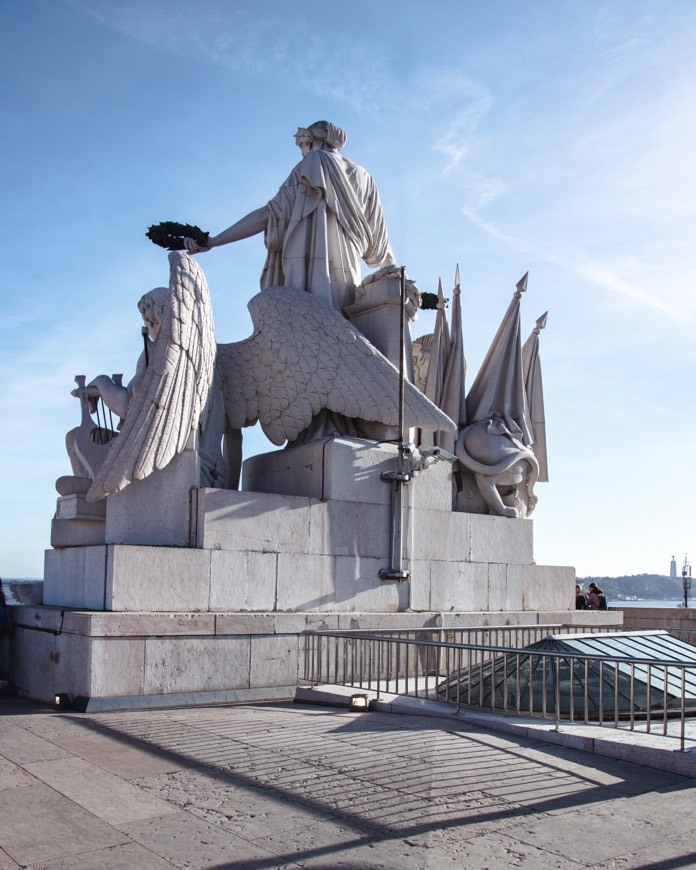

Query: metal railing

[301,629,696,751]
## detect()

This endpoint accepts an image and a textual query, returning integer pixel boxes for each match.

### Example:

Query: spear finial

[437,277,447,309]
[533,311,548,334]
[515,271,529,299]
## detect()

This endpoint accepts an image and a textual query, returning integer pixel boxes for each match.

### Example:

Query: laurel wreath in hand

[420,291,448,310]
[146,222,210,251]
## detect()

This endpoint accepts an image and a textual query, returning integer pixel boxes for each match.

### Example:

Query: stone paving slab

[0,696,694,868]
[14,716,181,780]
[27,842,174,870]
[24,757,179,825]
[0,782,129,866]
[300,682,696,777]
[117,811,301,869]
[0,848,19,870]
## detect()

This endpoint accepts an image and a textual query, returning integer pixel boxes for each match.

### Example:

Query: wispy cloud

[67,0,390,114]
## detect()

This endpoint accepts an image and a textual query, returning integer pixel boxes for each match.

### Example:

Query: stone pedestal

[105,447,199,547]
[51,493,106,548]
[242,437,452,508]
[17,437,599,709]
[344,271,416,377]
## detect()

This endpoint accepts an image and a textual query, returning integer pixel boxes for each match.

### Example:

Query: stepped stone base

[20,438,592,708]
[11,606,620,708]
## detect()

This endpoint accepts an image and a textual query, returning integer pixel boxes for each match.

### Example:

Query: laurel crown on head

[295,120,347,151]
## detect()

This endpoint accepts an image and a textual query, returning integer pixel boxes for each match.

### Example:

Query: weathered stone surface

[209,549,277,611]
[618,606,693,632]
[0,758,35,792]
[335,555,408,612]
[106,545,211,612]
[334,612,441,630]
[430,560,489,612]
[0,783,127,866]
[63,611,216,637]
[310,498,391,559]
[0,720,73,766]
[43,545,107,609]
[408,559,432,611]
[51,517,106,549]
[276,553,335,612]
[275,612,341,633]
[24,758,178,825]
[487,562,509,611]
[143,636,251,694]
[408,508,470,562]
[36,727,181,781]
[214,613,277,635]
[55,493,106,520]
[11,625,55,703]
[408,458,456,511]
[243,438,456,511]
[506,563,575,611]
[117,811,277,868]
[88,638,146,697]
[469,512,534,564]
[243,437,395,504]
[104,448,198,548]
[438,610,539,627]
[249,634,299,687]
[196,487,314,553]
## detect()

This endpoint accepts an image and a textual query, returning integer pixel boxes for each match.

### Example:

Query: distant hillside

[578,574,682,600]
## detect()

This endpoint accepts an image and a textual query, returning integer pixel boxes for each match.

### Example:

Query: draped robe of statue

[261,148,395,313]
[260,146,397,442]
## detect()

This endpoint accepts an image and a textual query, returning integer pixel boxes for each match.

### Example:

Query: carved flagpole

[141,326,150,368]
[379,266,411,581]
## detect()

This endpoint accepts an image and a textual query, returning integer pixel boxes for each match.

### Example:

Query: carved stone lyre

[71,374,120,480]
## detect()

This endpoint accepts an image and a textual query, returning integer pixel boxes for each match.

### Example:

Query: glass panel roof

[542,630,696,664]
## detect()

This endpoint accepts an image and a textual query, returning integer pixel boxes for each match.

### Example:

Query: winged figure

[86,252,216,501]
[85,252,455,500]
[216,285,455,445]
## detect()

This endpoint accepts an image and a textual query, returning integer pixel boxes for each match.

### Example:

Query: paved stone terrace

[0,697,695,869]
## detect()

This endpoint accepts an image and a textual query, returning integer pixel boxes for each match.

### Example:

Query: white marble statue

[71,252,454,499]
[455,416,539,518]
[65,286,174,484]
[184,120,396,314]
[82,254,216,501]
[455,276,540,519]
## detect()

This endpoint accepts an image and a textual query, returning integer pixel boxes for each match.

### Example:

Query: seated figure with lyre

[63,287,169,485]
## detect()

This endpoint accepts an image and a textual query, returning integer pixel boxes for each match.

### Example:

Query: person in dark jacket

[575,584,587,609]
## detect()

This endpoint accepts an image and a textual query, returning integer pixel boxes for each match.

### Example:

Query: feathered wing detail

[86,252,216,501]
[217,286,455,445]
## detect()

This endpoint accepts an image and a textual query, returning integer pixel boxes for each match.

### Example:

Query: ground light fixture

[349,693,370,711]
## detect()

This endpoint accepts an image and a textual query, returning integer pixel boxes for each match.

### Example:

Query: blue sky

[2,0,695,579]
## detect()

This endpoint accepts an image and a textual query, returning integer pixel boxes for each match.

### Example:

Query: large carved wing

[217,286,455,445]
[86,252,216,501]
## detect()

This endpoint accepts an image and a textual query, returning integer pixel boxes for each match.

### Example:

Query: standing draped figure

[262,122,395,311]
[185,120,396,314]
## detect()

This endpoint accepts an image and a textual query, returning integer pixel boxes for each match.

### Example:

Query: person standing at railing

[575,585,587,610]
[586,582,607,610]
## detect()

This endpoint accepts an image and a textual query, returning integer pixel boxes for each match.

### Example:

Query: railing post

[554,657,561,732]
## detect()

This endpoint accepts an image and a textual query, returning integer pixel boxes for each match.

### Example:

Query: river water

[608,600,685,608]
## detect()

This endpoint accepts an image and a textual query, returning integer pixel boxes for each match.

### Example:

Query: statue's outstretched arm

[184,206,269,253]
